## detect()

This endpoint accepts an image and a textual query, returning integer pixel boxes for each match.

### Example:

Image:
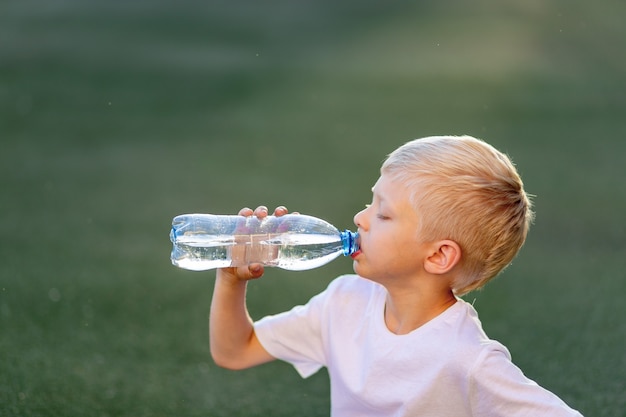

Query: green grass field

[1,1,625,415]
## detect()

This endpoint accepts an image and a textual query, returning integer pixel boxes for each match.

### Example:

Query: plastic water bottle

[170,213,359,271]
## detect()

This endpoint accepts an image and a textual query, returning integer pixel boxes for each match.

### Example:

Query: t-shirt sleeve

[254,286,330,379]
[469,344,584,416]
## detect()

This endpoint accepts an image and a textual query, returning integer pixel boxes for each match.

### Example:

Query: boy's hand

[216,205,290,283]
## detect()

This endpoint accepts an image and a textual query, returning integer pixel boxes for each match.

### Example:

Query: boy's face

[352,173,430,284]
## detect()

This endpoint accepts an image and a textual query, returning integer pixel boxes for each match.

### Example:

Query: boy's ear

[424,240,462,275]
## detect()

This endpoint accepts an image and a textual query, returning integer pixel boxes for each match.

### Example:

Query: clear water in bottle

[172,232,345,271]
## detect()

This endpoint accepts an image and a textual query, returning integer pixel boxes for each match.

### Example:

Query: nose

[353,208,367,230]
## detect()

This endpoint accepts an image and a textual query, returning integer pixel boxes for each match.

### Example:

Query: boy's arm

[209,265,275,370]
[208,205,285,370]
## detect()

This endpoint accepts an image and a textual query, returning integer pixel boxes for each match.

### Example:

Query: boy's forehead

[371,174,400,198]
[372,173,421,203]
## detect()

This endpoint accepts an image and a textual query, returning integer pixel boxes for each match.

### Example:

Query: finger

[253,206,269,218]
[217,264,264,282]
[247,263,264,279]
[232,263,264,280]
[238,207,253,216]
[274,206,288,216]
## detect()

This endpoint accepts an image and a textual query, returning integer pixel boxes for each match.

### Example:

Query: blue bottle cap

[340,230,359,256]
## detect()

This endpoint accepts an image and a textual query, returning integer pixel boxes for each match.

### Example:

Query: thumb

[217,264,265,283]
[243,263,265,279]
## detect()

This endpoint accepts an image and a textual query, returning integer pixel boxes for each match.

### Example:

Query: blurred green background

[1,0,625,415]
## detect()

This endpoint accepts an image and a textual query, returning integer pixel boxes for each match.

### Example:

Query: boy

[209,135,584,416]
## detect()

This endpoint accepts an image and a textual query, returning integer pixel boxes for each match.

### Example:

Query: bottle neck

[340,230,359,256]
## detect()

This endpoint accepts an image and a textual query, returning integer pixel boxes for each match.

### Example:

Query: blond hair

[382,135,534,295]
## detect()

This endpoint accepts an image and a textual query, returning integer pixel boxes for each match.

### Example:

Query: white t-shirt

[254,275,583,417]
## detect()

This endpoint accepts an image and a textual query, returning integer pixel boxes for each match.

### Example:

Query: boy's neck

[383,286,457,335]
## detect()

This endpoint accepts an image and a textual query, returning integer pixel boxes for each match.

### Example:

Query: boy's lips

[350,250,362,259]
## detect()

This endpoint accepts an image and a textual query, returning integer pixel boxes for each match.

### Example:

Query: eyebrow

[371,186,386,204]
